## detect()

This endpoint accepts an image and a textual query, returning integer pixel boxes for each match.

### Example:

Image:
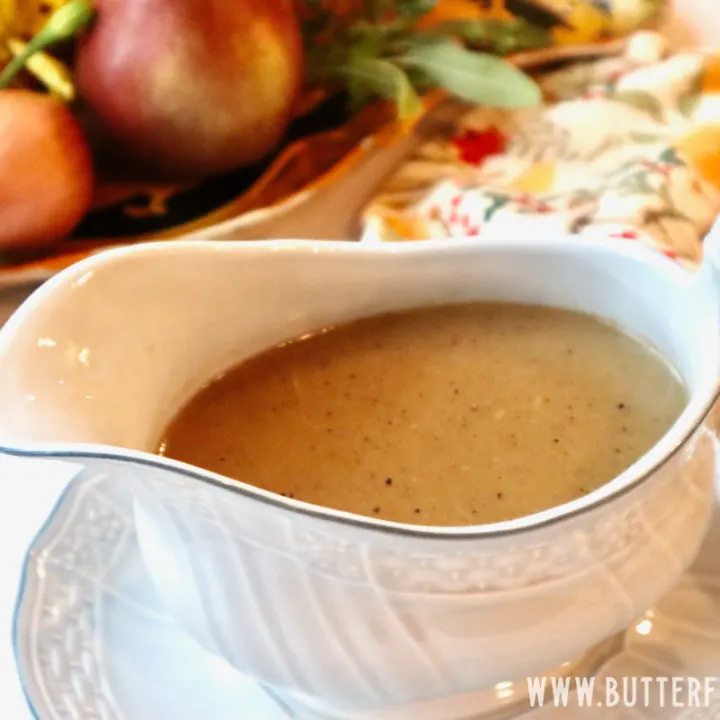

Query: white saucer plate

[11,468,720,720]
[13,471,288,720]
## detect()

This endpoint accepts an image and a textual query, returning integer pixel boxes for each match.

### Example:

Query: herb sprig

[301,0,548,118]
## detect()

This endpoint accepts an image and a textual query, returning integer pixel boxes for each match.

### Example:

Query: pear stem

[0,0,95,91]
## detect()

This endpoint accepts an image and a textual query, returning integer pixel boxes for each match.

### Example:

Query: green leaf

[343,57,422,119]
[611,91,663,122]
[418,19,550,55]
[396,0,438,19]
[0,0,94,90]
[658,147,686,167]
[400,41,541,108]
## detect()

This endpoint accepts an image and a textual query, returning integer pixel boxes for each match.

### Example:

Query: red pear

[75,0,304,180]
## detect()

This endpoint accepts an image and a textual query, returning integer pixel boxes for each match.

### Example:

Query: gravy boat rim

[0,236,716,539]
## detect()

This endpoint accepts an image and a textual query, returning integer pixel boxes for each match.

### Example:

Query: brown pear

[75,0,304,180]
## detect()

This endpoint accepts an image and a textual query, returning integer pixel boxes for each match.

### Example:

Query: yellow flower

[511,161,557,193]
[0,0,70,71]
[13,0,67,37]
[551,0,610,45]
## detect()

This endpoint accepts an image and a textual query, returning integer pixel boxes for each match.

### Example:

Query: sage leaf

[396,0,438,18]
[344,57,422,118]
[415,19,550,55]
[401,40,541,108]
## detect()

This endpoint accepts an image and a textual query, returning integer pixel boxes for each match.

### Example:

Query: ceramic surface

[13,469,287,720]
[12,466,720,720]
[0,237,718,719]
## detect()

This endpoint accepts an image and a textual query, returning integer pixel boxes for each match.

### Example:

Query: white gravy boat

[0,232,719,720]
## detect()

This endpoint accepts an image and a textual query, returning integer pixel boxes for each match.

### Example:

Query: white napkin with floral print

[360,32,720,265]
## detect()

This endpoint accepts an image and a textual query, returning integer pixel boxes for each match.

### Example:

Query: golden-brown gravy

[159,302,686,526]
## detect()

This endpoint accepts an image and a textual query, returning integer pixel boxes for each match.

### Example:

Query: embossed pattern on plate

[13,471,287,720]
[11,468,720,719]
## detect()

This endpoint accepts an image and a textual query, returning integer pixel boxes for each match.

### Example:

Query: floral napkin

[360,32,720,265]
